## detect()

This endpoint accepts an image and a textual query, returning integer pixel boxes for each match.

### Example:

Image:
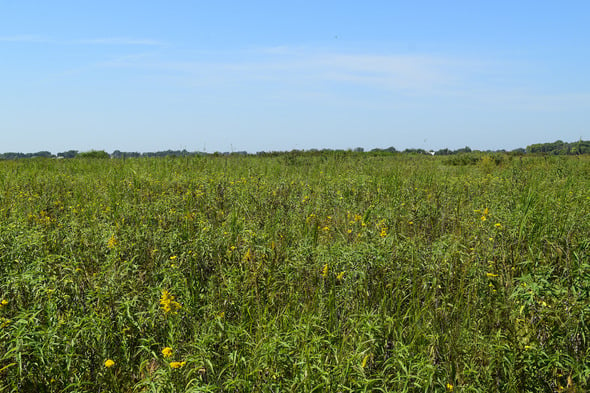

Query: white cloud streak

[0,35,55,43]
[0,35,164,46]
[75,37,165,46]
[97,47,473,96]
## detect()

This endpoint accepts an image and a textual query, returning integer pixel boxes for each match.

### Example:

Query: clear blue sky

[2,1,589,153]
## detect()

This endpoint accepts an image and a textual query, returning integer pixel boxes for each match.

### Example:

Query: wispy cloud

[96,47,473,95]
[0,35,55,43]
[95,45,590,115]
[250,52,463,92]
[76,37,165,46]
[0,35,164,46]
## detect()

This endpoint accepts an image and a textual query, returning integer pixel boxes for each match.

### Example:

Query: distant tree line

[0,149,208,160]
[112,149,208,158]
[0,151,54,160]
[1,139,588,160]
[525,139,590,155]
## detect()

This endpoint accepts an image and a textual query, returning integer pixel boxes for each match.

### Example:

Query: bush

[77,150,110,159]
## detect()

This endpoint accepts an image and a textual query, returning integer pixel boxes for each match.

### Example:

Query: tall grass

[0,153,589,392]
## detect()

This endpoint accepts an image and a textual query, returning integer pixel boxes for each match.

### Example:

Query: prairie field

[0,153,589,392]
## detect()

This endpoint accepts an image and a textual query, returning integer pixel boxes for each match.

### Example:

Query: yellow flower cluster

[0,317,11,329]
[321,264,329,278]
[161,346,187,368]
[361,354,370,368]
[162,347,173,358]
[107,234,118,249]
[480,207,489,221]
[160,290,182,314]
[104,359,115,368]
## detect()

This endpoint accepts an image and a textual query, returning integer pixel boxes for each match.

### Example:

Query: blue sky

[1,1,589,153]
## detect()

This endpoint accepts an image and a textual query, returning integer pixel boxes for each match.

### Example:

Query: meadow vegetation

[0,153,589,392]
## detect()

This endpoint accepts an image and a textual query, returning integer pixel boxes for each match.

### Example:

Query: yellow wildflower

[0,299,7,307]
[336,271,345,281]
[107,235,117,249]
[481,207,490,221]
[446,383,454,392]
[486,272,499,278]
[162,347,173,358]
[495,223,502,229]
[160,290,182,314]
[321,264,329,278]
[243,248,253,262]
[361,354,370,368]
[170,361,186,369]
[380,227,387,238]
[104,359,115,368]
[0,317,11,328]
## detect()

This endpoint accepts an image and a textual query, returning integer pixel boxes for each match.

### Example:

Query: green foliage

[77,150,111,159]
[526,139,590,155]
[0,154,589,391]
[443,152,480,166]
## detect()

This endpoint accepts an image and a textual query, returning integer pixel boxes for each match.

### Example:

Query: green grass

[0,153,589,392]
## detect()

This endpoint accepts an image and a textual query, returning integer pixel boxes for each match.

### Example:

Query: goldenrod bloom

[361,354,370,368]
[162,347,173,358]
[104,359,115,368]
[160,290,182,314]
[170,361,186,369]
[481,207,490,221]
[0,317,11,328]
[107,235,117,249]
